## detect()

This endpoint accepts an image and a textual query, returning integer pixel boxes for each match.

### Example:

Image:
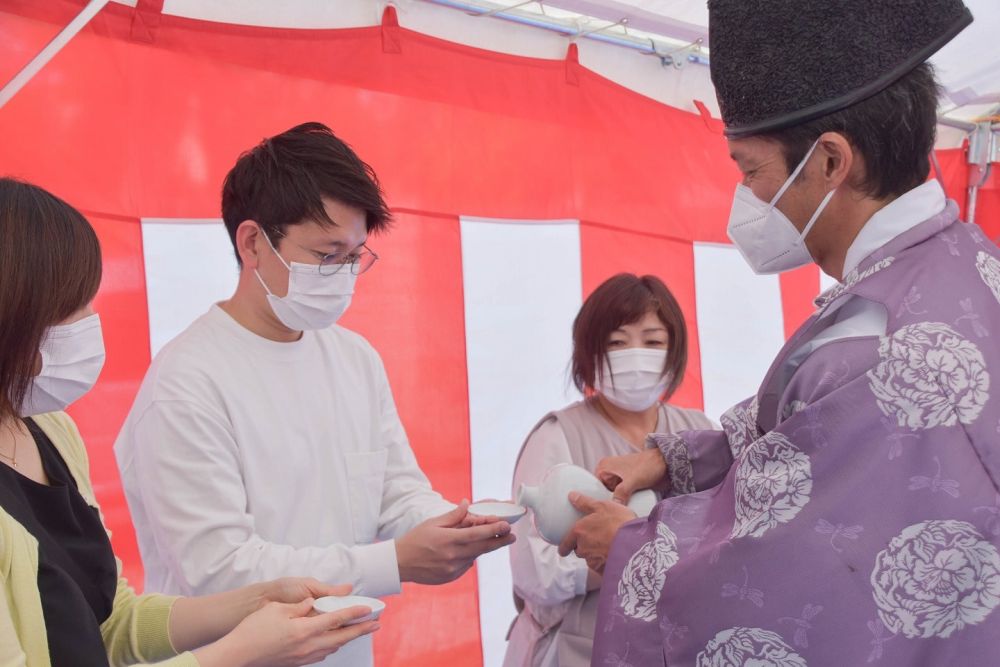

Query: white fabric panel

[819,270,839,295]
[549,0,708,36]
[141,219,239,358]
[461,217,583,667]
[693,242,785,422]
[932,0,1000,108]
[160,0,379,28]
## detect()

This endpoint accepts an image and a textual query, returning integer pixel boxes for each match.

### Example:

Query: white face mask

[255,232,357,331]
[595,348,671,412]
[20,314,106,417]
[726,140,836,275]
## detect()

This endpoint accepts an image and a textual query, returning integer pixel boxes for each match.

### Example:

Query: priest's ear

[816,132,865,191]
[815,132,856,192]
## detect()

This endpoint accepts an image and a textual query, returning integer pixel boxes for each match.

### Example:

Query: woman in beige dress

[504,273,713,667]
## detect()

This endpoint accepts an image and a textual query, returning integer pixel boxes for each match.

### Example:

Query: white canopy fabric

[106,0,999,147]
[549,0,999,112]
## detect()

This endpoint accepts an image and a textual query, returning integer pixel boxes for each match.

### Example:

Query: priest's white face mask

[727,139,836,275]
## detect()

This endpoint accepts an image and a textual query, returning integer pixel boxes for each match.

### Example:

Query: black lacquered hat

[708,0,974,137]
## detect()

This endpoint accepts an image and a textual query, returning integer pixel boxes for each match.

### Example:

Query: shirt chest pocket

[344,449,388,544]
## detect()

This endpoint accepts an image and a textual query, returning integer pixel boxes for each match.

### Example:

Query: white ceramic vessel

[313,595,386,625]
[516,463,658,545]
[468,501,527,523]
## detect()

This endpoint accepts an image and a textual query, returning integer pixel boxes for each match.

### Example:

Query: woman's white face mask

[595,348,671,412]
[20,314,106,417]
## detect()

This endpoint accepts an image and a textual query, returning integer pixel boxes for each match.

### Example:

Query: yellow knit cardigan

[0,412,200,667]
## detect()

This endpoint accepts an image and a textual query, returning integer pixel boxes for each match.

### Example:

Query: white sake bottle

[516,463,658,546]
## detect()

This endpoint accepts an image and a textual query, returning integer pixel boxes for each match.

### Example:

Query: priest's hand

[595,448,666,504]
[557,492,636,574]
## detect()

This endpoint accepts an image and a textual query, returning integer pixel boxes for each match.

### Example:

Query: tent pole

[422,0,709,66]
[966,119,999,226]
[0,0,112,110]
[937,115,977,133]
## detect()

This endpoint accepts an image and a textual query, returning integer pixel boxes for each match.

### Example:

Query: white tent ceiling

[105,0,1000,147]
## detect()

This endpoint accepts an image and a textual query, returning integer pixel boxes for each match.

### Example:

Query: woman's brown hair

[0,178,102,421]
[571,273,688,398]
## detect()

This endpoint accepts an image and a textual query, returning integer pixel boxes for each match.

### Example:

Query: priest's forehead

[727,138,785,173]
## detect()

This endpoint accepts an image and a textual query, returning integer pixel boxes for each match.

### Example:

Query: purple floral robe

[593,201,1000,666]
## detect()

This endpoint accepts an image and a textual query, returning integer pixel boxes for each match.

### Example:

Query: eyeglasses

[266,229,379,276]
[313,244,379,276]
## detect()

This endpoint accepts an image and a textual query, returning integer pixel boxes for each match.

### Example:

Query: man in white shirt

[115,122,514,666]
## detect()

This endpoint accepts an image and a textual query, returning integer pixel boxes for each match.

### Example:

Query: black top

[0,418,117,667]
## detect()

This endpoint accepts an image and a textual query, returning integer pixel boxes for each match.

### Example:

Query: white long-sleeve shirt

[114,305,453,667]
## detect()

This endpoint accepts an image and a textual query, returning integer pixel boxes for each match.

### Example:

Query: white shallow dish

[313,595,386,625]
[468,501,527,524]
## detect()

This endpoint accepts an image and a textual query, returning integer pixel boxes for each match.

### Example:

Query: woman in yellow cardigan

[0,177,380,667]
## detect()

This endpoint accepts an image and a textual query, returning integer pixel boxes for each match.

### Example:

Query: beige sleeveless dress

[503,398,714,667]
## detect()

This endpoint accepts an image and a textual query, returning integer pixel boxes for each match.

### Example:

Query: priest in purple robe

[557,1,1000,664]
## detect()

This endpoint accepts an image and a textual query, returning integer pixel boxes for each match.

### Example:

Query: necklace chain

[0,442,17,467]
[595,399,659,450]
[0,426,19,467]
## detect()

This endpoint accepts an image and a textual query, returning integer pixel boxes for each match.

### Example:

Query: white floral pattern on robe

[696,627,807,666]
[720,396,759,459]
[659,433,696,495]
[618,521,679,621]
[731,432,812,539]
[976,251,1000,304]
[871,519,1000,639]
[867,322,990,429]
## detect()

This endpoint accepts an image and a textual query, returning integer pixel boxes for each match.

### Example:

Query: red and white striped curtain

[1,2,994,664]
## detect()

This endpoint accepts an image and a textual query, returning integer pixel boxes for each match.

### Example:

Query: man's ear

[235,220,263,269]
[817,131,854,191]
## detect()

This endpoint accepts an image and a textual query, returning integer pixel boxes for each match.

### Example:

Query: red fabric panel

[937,147,970,221]
[338,212,481,665]
[0,1,739,244]
[129,0,164,43]
[580,225,704,411]
[977,194,1000,243]
[938,146,1000,243]
[779,265,821,340]
[64,213,149,588]
[0,9,135,214]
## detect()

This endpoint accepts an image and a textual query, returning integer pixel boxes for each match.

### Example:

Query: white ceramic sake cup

[313,595,386,625]
[467,501,527,524]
